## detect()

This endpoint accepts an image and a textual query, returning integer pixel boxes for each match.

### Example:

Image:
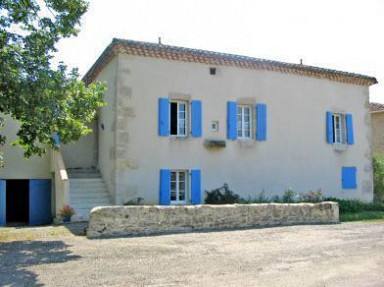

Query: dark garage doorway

[6,180,29,225]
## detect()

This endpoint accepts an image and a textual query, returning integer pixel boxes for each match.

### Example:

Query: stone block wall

[372,112,384,156]
[87,202,339,238]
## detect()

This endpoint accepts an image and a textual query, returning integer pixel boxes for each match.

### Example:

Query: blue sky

[54,0,384,103]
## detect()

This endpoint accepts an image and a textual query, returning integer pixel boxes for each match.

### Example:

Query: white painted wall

[0,115,51,179]
[92,54,374,204]
[62,120,97,169]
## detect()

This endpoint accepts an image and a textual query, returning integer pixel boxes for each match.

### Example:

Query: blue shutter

[191,169,201,205]
[227,101,237,140]
[346,114,354,145]
[53,133,60,147]
[191,100,202,137]
[256,104,267,141]
[326,111,334,143]
[342,167,357,189]
[158,98,170,136]
[29,179,52,226]
[159,169,171,205]
[0,180,6,226]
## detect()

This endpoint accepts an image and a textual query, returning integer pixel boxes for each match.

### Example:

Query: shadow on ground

[60,222,88,236]
[0,240,81,286]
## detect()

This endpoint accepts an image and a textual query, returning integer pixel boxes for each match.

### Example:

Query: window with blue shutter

[191,169,201,205]
[256,104,267,141]
[326,111,334,143]
[342,167,357,189]
[191,100,202,137]
[159,169,171,205]
[158,98,170,136]
[0,180,5,226]
[29,179,52,226]
[227,101,237,140]
[346,114,354,145]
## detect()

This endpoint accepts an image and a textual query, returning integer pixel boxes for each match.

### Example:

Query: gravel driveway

[0,221,383,287]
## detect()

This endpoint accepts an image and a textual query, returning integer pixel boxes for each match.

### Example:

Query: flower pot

[62,216,71,223]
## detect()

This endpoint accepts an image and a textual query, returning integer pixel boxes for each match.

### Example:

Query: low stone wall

[87,202,339,238]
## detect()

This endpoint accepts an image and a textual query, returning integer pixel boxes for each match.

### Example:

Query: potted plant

[59,205,75,223]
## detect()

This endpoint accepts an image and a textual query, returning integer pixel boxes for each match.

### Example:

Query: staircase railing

[52,150,70,216]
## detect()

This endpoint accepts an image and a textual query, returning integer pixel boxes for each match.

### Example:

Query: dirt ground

[0,221,383,287]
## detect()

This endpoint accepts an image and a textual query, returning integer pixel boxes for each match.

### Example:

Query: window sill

[332,143,347,152]
[237,138,256,147]
[170,135,189,141]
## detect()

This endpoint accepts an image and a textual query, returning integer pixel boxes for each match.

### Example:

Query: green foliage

[205,184,242,204]
[0,0,106,157]
[282,188,294,203]
[373,155,384,201]
[340,211,384,222]
[324,197,384,214]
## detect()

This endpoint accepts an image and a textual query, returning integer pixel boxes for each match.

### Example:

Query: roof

[370,102,384,113]
[83,38,378,86]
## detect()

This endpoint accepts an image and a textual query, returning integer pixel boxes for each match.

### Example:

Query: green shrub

[373,155,384,201]
[324,197,384,214]
[205,184,242,204]
[283,188,294,203]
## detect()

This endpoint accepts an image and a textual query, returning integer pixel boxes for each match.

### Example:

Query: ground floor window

[170,170,188,204]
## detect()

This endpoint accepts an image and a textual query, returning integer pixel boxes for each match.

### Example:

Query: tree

[0,0,106,158]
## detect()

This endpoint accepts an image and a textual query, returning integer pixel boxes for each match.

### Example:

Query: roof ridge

[83,38,378,86]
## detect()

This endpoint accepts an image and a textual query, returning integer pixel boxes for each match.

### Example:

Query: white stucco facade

[0,40,376,213]
[91,52,374,204]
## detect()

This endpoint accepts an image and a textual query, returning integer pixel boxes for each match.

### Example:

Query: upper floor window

[332,114,345,144]
[326,111,354,146]
[158,98,202,138]
[237,105,252,139]
[170,101,187,137]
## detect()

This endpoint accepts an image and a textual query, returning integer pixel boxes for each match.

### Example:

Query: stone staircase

[67,169,111,221]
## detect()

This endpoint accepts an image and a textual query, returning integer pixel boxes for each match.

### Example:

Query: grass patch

[340,211,384,222]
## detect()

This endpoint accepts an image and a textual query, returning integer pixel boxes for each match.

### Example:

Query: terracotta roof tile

[370,102,384,112]
[83,38,378,86]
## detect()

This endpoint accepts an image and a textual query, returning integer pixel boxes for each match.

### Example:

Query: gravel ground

[0,221,383,287]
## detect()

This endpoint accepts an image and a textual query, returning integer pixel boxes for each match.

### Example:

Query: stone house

[371,102,384,156]
[0,38,378,225]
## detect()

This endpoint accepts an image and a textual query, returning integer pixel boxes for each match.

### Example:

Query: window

[170,101,187,136]
[332,114,345,144]
[170,171,188,204]
[237,105,252,139]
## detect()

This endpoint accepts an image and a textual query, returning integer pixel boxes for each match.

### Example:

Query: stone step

[70,192,110,199]
[68,173,102,179]
[70,186,108,193]
[70,178,104,183]
[71,198,111,205]
[71,203,111,210]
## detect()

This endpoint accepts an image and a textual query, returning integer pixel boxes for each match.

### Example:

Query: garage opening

[6,180,29,225]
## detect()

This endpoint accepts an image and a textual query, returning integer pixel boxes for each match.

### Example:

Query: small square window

[211,121,219,132]
[209,67,217,75]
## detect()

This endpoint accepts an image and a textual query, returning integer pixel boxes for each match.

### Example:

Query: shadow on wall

[0,240,81,286]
